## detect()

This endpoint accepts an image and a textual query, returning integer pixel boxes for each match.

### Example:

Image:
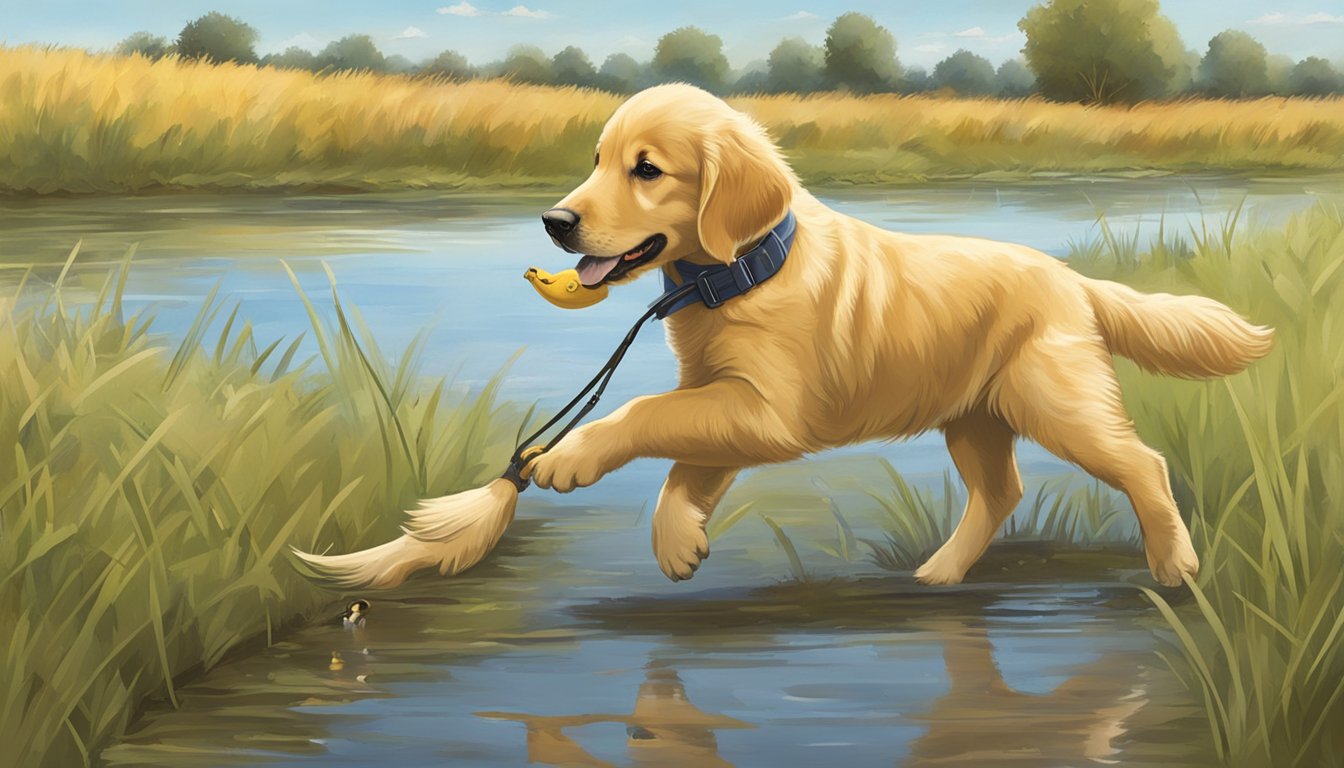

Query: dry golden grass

[745,90,1344,180]
[2,44,1343,194]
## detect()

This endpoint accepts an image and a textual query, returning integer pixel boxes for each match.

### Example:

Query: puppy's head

[542,84,796,290]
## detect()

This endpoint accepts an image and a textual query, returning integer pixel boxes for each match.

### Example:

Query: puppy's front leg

[653,462,739,581]
[524,379,798,492]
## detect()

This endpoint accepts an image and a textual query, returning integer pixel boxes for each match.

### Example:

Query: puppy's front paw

[653,511,709,582]
[525,431,607,493]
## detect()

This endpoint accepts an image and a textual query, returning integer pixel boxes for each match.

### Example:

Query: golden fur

[523,84,1274,587]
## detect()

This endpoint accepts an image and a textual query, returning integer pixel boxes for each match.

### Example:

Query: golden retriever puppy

[525,84,1272,587]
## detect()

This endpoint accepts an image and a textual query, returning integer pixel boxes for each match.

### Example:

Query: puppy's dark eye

[633,160,663,180]
[594,151,600,167]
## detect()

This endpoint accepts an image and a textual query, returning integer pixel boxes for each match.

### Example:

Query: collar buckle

[695,272,724,308]
[657,209,796,317]
[728,259,757,294]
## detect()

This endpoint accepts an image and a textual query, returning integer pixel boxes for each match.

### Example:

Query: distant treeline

[116,3,1344,102]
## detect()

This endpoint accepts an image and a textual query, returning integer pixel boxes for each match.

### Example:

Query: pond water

[2,174,1331,766]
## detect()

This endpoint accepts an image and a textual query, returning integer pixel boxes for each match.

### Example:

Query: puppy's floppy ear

[697,115,794,264]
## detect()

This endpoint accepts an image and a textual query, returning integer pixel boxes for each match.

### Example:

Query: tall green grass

[1073,203,1344,765]
[0,246,520,766]
[862,462,1138,571]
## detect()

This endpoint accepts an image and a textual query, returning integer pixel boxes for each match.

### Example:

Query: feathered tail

[292,478,519,589]
[1084,278,1274,378]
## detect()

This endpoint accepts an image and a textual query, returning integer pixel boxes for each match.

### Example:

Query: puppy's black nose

[542,208,580,239]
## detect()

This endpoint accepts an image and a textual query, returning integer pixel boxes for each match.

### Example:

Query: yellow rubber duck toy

[524,267,608,309]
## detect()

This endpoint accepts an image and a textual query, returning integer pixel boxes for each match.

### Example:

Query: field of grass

[3,45,1343,195]
[0,248,522,766]
[1073,203,1344,766]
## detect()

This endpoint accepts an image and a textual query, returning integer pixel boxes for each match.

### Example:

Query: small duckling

[329,651,344,672]
[339,599,370,630]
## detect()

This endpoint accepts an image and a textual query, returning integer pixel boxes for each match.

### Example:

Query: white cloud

[619,35,650,49]
[940,27,1025,45]
[781,11,817,21]
[1249,12,1288,24]
[438,2,482,17]
[1249,11,1344,25]
[276,32,324,51]
[913,43,947,54]
[503,5,551,18]
[393,26,428,39]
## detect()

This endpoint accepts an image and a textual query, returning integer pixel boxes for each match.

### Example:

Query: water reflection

[103,522,1207,767]
[481,659,751,767]
[481,574,1192,767]
[905,621,1147,767]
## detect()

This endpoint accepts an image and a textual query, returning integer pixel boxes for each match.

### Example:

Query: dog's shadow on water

[571,541,1157,635]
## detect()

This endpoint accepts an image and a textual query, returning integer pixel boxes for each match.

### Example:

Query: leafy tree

[902,66,933,93]
[263,47,318,71]
[316,34,387,72]
[932,49,996,95]
[995,58,1036,97]
[652,27,730,92]
[385,55,416,74]
[1265,53,1295,94]
[766,37,825,93]
[116,31,169,60]
[552,46,597,87]
[1019,0,1189,103]
[597,53,646,93]
[824,12,901,93]
[424,49,475,80]
[1289,56,1343,96]
[175,12,258,64]
[1199,30,1268,97]
[498,45,554,85]
[730,62,770,94]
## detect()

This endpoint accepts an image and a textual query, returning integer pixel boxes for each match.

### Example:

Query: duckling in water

[329,651,344,672]
[339,599,370,630]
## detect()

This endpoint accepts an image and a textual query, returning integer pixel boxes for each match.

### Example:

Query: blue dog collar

[656,210,796,318]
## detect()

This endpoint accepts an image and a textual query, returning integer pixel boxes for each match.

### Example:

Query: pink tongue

[576,255,620,286]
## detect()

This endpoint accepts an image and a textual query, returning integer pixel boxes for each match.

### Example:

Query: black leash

[498,210,797,492]
[500,280,699,491]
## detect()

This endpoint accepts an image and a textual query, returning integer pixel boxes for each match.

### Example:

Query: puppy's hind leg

[995,332,1199,587]
[915,411,1023,585]
[653,463,739,582]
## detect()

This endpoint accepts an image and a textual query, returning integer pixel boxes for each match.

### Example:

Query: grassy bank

[3,45,1343,195]
[0,249,521,766]
[1072,204,1344,765]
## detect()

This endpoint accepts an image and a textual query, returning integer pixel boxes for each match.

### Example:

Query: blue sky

[2,1,1341,69]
